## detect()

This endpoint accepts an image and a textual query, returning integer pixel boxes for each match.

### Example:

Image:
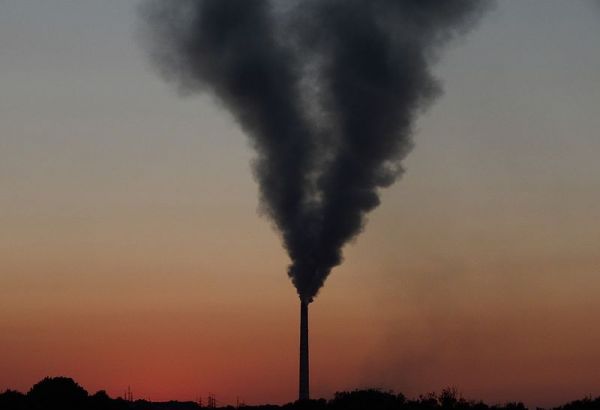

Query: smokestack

[299,298,309,401]
[139,0,494,400]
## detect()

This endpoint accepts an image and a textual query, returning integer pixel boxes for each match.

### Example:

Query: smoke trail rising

[138,0,493,302]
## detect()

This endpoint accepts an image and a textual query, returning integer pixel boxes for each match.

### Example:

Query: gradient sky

[1,1,599,408]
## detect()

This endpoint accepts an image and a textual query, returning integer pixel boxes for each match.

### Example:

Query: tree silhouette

[0,389,28,410]
[27,376,88,410]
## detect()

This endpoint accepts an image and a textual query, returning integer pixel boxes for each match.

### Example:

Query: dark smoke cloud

[138,0,493,302]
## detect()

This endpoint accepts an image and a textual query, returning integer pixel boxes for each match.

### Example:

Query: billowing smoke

[138,0,492,302]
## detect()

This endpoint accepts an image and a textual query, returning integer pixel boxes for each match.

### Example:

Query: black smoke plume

[138,0,492,302]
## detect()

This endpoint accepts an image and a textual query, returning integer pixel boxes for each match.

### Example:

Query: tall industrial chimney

[299,298,309,401]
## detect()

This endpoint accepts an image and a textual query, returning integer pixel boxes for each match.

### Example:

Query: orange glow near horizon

[2,234,600,408]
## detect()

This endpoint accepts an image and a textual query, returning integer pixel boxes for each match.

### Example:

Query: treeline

[1,377,599,410]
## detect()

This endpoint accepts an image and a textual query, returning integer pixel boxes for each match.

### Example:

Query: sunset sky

[1,1,599,408]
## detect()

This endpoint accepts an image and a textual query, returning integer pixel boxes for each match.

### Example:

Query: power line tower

[207,393,216,408]
[124,386,133,402]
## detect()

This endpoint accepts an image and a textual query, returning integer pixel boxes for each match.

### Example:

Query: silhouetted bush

[28,377,88,410]
[502,402,527,410]
[0,389,28,410]
[131,400,203,410]
[283,398,327,410]
[90,390,131,410]
[330,389,400,410]
[554,395,600,410]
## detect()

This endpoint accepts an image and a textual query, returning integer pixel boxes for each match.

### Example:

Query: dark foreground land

[1,377,599,410]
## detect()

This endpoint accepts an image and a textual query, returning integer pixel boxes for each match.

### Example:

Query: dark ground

[1,377,598,410]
